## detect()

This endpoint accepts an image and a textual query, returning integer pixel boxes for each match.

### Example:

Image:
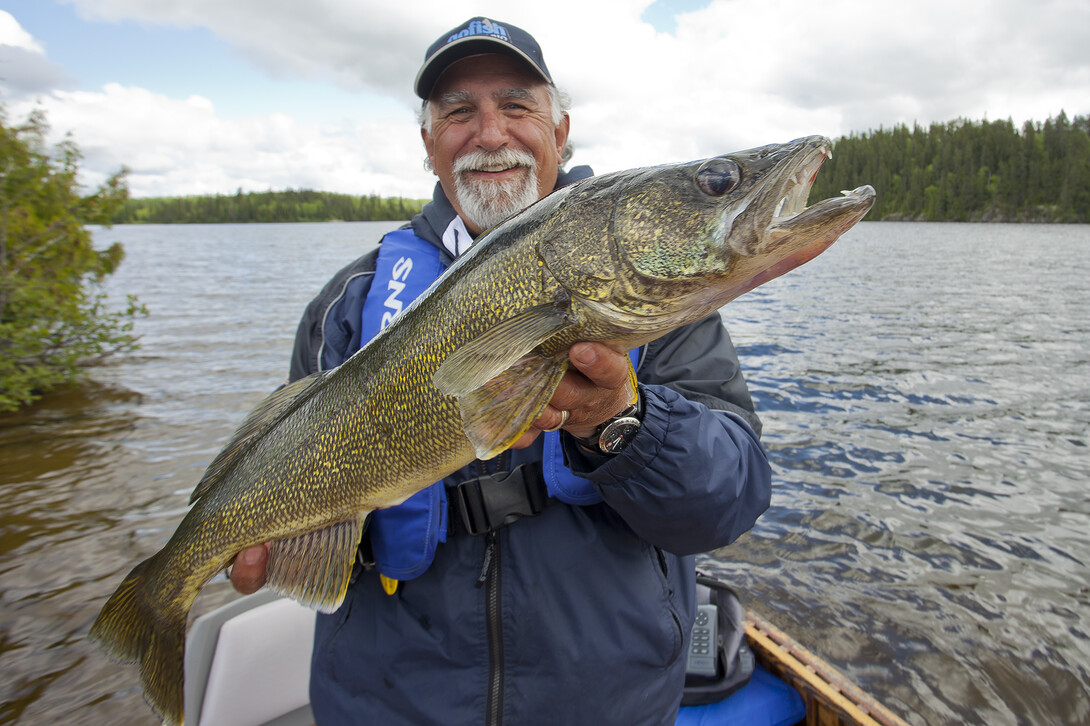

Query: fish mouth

[771,140,832,222]
[764,138,876,241]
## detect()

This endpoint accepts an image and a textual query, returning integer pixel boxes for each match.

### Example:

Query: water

[1,221,1087,724]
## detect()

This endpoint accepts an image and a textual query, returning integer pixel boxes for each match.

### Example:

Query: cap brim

[414,37,551,99]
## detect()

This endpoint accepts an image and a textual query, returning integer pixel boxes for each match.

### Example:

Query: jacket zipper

[480,530,503,726]
[474,454,506,726]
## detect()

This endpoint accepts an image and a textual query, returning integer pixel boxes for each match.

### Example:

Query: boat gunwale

[745,610,912,726]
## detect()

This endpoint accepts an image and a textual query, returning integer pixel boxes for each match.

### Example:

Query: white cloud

[0,10,43,52]
[10,84,433,198]
[0,11,74,98]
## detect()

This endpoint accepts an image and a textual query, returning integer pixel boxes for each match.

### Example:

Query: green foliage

[1,108,144,412]
[112,188,428,224]
[811,112,1090,222]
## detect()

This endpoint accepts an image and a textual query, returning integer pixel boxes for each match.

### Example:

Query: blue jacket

[289,172,772,726]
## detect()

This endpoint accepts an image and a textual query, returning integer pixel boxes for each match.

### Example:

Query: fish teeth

[774,196,786,218]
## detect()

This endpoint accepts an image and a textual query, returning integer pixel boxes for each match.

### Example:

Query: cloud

[59,0,438,101]
[10,83,433,198]
[0,10,43,52]
[0,11,75,98]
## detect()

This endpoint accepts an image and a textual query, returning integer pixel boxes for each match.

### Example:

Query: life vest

[360,228,638,580]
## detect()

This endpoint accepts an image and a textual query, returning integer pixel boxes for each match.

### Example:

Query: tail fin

[89,556,187,726]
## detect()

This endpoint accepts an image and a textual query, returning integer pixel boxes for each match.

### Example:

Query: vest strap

[447,463,554,536]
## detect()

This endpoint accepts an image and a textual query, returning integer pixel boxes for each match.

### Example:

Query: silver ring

[543,409,569,432]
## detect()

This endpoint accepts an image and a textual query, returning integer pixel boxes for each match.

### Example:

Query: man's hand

[511,341,636,449]
[229,543,270,594]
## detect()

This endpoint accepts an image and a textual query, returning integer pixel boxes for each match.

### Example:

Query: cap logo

[446,18,509,46]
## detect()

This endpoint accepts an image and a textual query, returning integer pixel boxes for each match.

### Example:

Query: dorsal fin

[190,371,330,503]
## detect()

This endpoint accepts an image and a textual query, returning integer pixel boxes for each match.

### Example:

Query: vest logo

[447,19,508,45]
[380,256,413,329]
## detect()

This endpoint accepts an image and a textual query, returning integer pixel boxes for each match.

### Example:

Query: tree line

[111,189,428,224]
[811,112,1090,222]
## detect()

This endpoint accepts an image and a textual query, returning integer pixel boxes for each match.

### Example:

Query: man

[231,17,772,725]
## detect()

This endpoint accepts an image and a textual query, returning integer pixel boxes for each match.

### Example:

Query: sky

[2,0,1087,200]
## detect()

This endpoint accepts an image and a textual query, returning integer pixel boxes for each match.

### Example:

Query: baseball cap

[414,17,553,99]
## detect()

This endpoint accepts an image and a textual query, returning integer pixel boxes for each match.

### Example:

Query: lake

[1,220,1087,724]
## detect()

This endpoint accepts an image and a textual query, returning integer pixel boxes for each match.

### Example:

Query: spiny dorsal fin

[190,371,330,503]
[459,354,568,460]
[432,303,572,398]
[266,517,367,613]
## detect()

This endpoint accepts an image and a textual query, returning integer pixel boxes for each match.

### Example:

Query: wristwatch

[573,395,644,455]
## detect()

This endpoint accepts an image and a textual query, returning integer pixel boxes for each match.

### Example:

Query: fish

[89,135,874,725]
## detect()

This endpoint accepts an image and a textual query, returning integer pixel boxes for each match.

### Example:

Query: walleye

[90,136,874,725]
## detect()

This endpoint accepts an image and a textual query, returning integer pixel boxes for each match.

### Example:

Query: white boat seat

[184,590,316,726]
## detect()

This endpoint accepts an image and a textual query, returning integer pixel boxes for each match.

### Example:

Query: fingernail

[572,344,596,366]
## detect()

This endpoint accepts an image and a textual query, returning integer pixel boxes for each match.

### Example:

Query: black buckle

[448,463,552,536]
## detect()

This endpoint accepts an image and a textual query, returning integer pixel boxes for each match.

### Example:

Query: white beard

[452,148,541,232]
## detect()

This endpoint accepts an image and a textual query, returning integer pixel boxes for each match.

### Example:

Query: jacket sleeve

[288,249,380,382]
[563,313,772,555]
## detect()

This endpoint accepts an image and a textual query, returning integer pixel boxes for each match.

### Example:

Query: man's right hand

[229,543,270,594]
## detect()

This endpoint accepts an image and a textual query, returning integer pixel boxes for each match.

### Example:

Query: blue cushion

[676,663,806,726]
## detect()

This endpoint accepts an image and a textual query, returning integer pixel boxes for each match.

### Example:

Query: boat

[182,589,911,726]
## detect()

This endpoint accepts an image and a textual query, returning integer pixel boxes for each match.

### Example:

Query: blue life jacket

[360,228,638,580]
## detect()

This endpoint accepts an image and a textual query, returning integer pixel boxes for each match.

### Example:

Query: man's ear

[421,126,437,174]
[555,112,570,163]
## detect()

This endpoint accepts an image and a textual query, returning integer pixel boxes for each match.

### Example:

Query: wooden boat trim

[745,610,911,726]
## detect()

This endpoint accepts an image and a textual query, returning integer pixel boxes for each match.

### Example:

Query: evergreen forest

[111,188,427,224]
[811,112,1090,222]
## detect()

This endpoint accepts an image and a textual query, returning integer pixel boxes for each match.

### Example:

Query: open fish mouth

[766,139,875,239]
[772,140,833,221]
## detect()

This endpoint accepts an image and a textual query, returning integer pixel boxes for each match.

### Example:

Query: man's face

[422,54,570,236]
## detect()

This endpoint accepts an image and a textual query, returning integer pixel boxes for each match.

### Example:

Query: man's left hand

[510,341,636,449]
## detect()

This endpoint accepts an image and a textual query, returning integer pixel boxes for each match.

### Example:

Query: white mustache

[453,148,537,175]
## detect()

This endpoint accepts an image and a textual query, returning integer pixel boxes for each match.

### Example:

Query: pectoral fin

[457,354,568,460]
[432,303,573,398]
[266,516,367,613]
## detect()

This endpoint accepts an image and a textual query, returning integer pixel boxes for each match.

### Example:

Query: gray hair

[419,84,574,171]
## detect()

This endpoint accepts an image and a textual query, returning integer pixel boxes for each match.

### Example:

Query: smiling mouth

[464,164,527,175]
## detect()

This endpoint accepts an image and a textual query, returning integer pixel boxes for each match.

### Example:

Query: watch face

[598,417,641,454]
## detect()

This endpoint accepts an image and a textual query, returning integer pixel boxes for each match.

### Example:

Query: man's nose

[475,107,509,150]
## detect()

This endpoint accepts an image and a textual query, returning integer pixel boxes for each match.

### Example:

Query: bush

[0,108,145,411]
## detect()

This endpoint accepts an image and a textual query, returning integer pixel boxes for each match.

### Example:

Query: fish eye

[696,159,741,196]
